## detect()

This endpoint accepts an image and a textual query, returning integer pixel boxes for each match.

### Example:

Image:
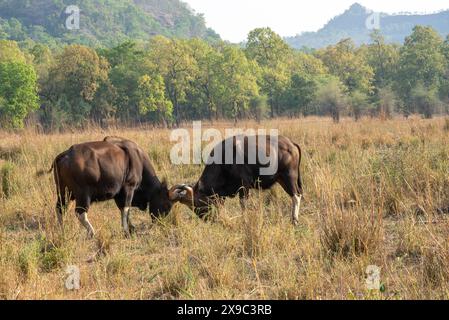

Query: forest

[1,25,449,130]
[0,0,219,47]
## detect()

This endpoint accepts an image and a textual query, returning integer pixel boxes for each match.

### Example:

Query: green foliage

[137,74,173,125]
[317,38,374,95]
[221,45,259,121]
[246,28,292,117]
[42,44,111,127]
[410,84,442,119]
[365,31,400,89]
[282,73,318,116]
[0,39,27,62]
[0,0,220,47]
[349,90,371,121]
[1,22,449,129]
[377,86,398,119]
[0,60,39,128]
[396,26,447,104]
[250,95,269,122]
[147,36,198,124]
[316,76,347,122]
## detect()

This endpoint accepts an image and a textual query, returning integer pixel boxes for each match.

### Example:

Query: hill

[285,3,449,49]
[0,0,220,47]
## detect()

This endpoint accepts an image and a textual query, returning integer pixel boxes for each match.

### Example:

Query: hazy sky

[184,0,449,42]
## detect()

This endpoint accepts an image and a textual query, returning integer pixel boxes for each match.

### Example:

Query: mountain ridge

[285,3,449,49]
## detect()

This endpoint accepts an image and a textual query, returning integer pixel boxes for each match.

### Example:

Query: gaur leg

[127,212,136,234]
[291,194,302,226]
[118,187,136,238]
[75,198,95,238]
[56,197,66,227]
[115,192,136,237]
[278,172,303,226]
[55,186,70,228]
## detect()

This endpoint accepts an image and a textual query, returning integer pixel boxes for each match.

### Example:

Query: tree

[0,40,27,63]
[291,51,328,76]
[440,35,449,107]
[396,26,446,116]
[0,61,39,128]
[100,41,149,123]
[377,86,398,120]
[245,28,292,117]
[221,45,259,123]
[187,39,223,121]
[410,83,441,119]
[42,45,112,127]
[147,36,198,126]
[317,39,374,95]
[349,90,371,121]
[364,30,400,90]
[282,73,318,116]
[137,74,173,126]
[249,95,268,123]
[29,43,53,83]
[316,76,346,123]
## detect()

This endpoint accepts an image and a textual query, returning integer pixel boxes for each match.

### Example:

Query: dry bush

[320,206,383,258]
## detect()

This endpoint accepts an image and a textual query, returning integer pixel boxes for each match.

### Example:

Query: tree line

[1,26,449,130]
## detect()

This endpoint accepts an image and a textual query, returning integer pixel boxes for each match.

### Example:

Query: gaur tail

[294,143,303,195]
[35,150,68,177]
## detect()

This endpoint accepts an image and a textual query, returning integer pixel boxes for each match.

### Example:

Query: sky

[183,0,449,42]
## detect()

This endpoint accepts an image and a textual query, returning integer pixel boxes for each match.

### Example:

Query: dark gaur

[50,136,178,238]
[171,135,303,225]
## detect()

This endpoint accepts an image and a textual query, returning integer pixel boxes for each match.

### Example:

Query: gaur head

[148,180,179,217]
[169,183,212,217]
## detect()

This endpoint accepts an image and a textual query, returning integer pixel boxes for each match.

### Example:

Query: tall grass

[1,116,449,299]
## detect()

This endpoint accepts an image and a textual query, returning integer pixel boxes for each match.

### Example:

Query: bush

[1,161,15,198]
[410,84,442,119]
[320,207,382,258]
[316,77,347,123]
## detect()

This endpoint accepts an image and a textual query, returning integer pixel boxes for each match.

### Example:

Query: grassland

[1,117,449,300]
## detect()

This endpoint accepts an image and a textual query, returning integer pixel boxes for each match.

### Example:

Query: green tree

[100,41,149,123]
[282,73,318,116]
[349,90,371,121]
[365,30,400,90]
[245,28,292,117]
[221,45,259,122]
[396,26,446,116]
[0,61,39,128]
[377,86,398,119]
[147,36,198,126]
[410,83,442,119]
[42,45,112,127]
[137,74,173,126]
[317,39,374,95]
[187,39,223,121]
[0,40,27,63]
[315,76,346,123]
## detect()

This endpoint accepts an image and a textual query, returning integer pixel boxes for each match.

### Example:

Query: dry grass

[1,116,449,300]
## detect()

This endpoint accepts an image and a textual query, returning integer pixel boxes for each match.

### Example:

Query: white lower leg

[121,207,130,236]
[292,194,302,225]
[78,213,95,238]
